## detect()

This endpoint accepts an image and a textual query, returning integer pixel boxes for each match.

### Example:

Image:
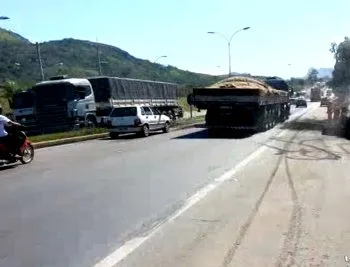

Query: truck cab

[11,90,36,130]
[32,78,97,133]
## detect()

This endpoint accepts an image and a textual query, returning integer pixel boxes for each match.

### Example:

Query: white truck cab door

[75,85,96,118]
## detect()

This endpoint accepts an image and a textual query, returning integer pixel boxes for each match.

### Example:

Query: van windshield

[110,107,137,117]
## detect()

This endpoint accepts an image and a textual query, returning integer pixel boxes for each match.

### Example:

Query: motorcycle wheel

[20,144,34,164]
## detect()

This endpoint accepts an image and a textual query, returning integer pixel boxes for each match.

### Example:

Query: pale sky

[1,0,349,78]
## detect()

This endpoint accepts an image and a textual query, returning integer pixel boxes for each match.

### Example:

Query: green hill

[0,28,220,91]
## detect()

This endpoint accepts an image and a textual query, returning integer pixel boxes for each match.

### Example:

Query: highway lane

[117,104,350,267]
[0,105,310,267]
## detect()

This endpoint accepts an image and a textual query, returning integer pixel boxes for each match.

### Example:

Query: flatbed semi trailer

[188,77,290,132]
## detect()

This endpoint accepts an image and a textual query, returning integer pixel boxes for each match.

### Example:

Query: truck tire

[257,108,267,132]
[86,115,97,128]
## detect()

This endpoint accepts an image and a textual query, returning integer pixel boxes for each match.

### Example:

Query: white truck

[30,77,97,133]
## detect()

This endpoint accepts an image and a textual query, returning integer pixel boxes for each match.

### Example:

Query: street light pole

[36,42,45,81]
[208,27,250,77]
[154,55,167,63]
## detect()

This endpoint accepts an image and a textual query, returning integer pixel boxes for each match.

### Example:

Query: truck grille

[36,105,71,133]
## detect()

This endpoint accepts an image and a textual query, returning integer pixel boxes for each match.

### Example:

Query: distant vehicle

[188,76,290,133]
[290,97,298,105]
[88,77,183,126]
[310,87,321,102]
[107,105,171,138]
[295,97,307,108]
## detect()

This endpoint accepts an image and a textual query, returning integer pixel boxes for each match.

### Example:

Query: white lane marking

[93,103,318,267]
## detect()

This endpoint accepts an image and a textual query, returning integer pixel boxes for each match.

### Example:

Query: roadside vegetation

[30,128,107,143]
[30,115,205,143]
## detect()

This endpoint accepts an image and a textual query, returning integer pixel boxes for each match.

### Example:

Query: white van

[107,105,171,138]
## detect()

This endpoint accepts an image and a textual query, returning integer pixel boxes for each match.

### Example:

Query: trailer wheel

[257,108,267,132]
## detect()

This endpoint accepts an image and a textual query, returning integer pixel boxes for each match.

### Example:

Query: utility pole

[96,38,103,75]
[36,42,45,81]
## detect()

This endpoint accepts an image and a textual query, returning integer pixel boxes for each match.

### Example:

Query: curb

[33,122,204,150]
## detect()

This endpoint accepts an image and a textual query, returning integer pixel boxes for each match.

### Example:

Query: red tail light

[134,118,141,126]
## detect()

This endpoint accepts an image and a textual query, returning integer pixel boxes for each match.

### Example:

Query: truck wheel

[141,124,150,137]
[86,115,97,128]
[163,122,170,133]
[109,132,119,139]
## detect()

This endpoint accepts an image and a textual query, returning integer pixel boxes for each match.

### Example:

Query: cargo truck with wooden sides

[187,76,290,133]
[88,77,183,126]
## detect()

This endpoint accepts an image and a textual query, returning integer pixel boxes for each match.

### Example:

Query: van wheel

[163,122,170,133]
[109,132,119,139]
[141,125,149,137]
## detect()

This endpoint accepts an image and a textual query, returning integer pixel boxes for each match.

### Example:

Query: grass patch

[30,128,107,143]
[0,97,11,114]
[179,97,191,112]
[172,115,205,127]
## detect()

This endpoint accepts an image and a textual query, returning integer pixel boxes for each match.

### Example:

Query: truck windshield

[110,107,137,117]
[13,92,34,109]
[32,83,75,107]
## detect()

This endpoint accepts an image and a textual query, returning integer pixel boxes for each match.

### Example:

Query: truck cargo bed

[191,88,289,108]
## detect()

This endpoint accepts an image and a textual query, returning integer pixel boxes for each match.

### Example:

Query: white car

[107,105,171,138]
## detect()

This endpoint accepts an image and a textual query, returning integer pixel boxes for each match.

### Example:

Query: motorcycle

[0,126,34,166]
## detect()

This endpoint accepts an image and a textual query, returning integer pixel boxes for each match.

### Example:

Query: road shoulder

[113,106,350,267]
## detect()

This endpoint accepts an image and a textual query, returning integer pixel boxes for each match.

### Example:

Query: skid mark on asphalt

[221,130,299,267]
[274,155,302,267]
[221,123,317,267]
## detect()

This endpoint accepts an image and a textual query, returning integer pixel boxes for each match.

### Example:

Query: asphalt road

[118,104,350,267]
[0,105,311,267]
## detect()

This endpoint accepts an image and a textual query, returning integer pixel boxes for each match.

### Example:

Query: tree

[306,68,319,85]
[289,77,306,92]
[329,37,350,95]
[0,80,19,102]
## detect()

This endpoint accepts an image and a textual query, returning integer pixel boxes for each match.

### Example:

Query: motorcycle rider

[0,105,23,155]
